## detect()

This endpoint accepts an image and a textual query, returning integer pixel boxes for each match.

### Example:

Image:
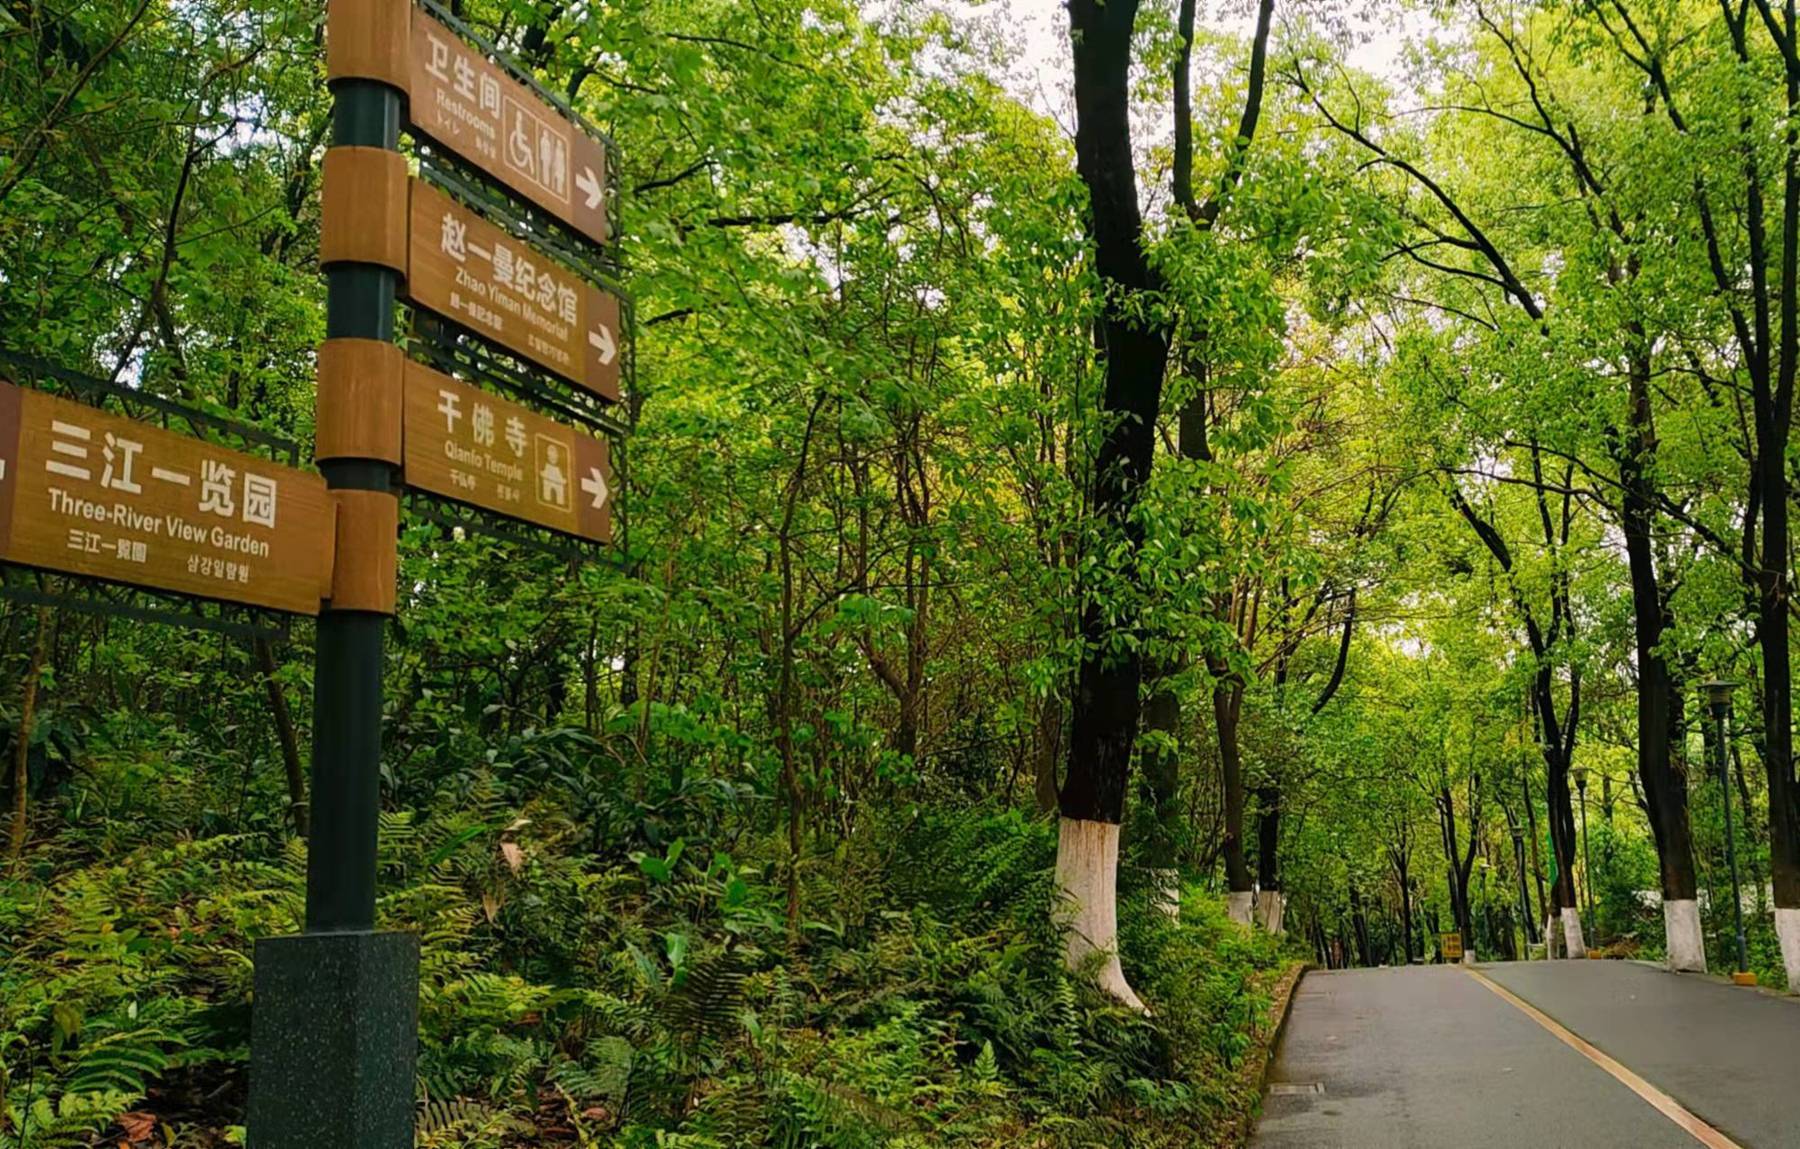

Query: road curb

[1232,959,1307,1147]
[1628,956,1800,1003]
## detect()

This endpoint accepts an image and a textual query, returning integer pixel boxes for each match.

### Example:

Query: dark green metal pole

[246,71,417,1147]
[1512,828,1534,955]
[1712,689,1751,976]
[305,78,399,932]
[1578,778,1595,945]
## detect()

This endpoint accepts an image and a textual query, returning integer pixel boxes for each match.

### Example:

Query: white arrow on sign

[576,165,603,210]
[588,323,617,366]
[580,466,610,510]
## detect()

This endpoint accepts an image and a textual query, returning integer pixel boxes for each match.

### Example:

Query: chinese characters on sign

[407,180,622,403]
[402,361,611,542]
[0,381,334,614]
[409,5,610,246]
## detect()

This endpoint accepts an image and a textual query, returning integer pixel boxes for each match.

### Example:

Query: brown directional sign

[0,381,334,614]
[402,360,611,542]
[407,179,622,403]
[409,5,610,246]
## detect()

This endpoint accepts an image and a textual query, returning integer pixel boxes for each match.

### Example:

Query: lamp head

[1702,679,1737,715]
[1571,763,1589,792]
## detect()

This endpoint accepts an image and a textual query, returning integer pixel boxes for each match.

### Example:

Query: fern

[661,950,749,1047]
[6,1089,137,1149]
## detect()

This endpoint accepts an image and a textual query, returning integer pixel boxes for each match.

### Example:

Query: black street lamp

[1703,679,1753,985]
[1573,763,1596,949]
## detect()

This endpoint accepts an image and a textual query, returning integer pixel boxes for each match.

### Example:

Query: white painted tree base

[1777,907,1800,993]
[1053,818,1146,1012]
[1663,899,1706,973]
[1544,915,1562,960]
[1561,907,1587,959]
[1226,890,1255,926]
[1149,868,1181,920]
[1256,890,1285,935]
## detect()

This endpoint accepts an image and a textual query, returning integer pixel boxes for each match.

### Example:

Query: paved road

[1253,963,1744,1148]
[1484,961,1800,1148]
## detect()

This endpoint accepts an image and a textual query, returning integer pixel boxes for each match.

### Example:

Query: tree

[1054,0,1171,1012]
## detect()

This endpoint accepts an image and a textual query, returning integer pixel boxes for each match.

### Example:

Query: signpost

[408,4,610,245]
[240,2,629,1144]
[407,179,623,403]
[0,381,333,615]
[403,360,611,541]
[1441,932,1464,962]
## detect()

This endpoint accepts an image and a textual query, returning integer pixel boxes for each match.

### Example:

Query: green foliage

[1,765,1287,1146]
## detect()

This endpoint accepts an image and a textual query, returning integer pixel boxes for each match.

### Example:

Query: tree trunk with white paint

[1663,899,1706,973]
[1150,867,1181,919]
[1054,818,1145,1012]
[1227,890,1255,926]
[1777,907,1800,993]
[1560,906,1587,959]
[1255,889,1285,934]
[1057,0,1166,1016]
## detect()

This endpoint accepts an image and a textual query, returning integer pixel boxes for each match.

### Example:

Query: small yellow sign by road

[1441,932,1464,961]
[0,381,334,614]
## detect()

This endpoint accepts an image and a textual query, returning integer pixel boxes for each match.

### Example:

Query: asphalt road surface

[1251,961,1800,1148]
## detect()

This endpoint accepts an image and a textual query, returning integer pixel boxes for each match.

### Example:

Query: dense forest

[6,0,1800,1144]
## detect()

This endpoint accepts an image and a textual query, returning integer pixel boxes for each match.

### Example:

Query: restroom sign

[401,360,610,542]
[407,4,610,246]
[0,380,334,614]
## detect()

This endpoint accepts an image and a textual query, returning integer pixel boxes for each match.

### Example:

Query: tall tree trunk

[1618,353,1704,970]
[254,637,309,838]
[7,606,52,868]
[1034,693,1063,815]
[1523,768,1547,940]
[1057,0,1170,1013]
[1396,867,1415,964]
[1214,679,1254,923]
[1349,882,1373,968]
[1135,682,1182,916]
[1255,783,1283,932]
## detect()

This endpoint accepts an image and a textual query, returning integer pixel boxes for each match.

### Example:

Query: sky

[977,0,1419,125]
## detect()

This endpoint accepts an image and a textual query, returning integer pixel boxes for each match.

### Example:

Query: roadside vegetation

[7,0,1800,1143]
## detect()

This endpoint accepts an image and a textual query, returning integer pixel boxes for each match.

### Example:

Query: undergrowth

[1,745,1287,1148]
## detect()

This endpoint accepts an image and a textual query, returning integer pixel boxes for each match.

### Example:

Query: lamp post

[1703,679,1752,984]
[1512,826,1535,956]
[1573,763,1596,947]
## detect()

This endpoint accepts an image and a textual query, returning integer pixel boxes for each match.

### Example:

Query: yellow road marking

[1464,968,1743,1149]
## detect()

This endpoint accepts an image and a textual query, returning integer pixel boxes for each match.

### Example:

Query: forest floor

[1,800,1306,1148]
[1254,961,1800,1148]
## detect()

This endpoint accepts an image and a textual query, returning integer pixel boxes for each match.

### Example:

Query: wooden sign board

[1441,932,1463,961]
[0,381,333,615]
[402,360,610,542]
[409,5,610,246]
[407,179,622,403]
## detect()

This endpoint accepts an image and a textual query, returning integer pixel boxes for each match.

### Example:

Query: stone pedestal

[248,930,418,1148]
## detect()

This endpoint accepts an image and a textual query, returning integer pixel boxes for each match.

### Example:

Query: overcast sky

[976,0,1419,126]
